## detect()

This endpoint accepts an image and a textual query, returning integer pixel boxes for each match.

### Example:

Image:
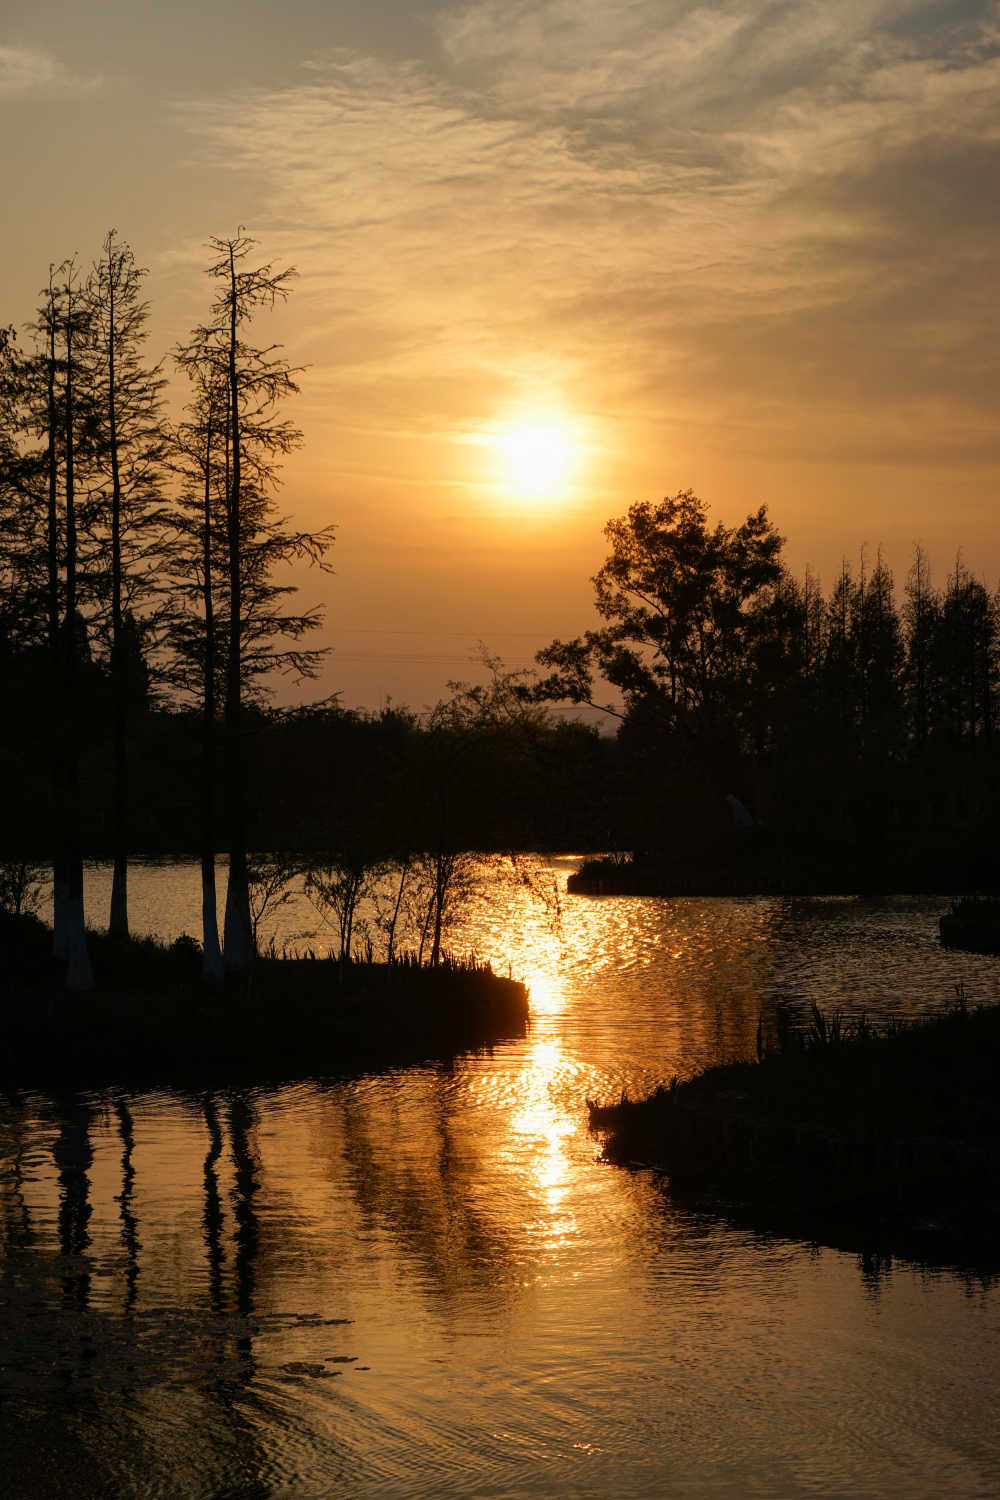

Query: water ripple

[5,867,1000,1496]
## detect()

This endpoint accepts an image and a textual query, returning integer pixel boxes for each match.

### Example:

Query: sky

[3,0,999,714]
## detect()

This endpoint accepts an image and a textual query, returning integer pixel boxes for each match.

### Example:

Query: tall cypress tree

[904,544,939,747]
[175,233,334,973]
[166,364,229,980]
[87,231,166,939]
[53,258,94,988]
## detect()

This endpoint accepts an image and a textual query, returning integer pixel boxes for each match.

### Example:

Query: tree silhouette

[174,233,334,972]
[87,231,167,938]
[166,363,229,978]
[536,490,788,809]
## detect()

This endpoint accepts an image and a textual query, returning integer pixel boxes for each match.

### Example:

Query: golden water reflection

[6,866,1000,1496]
[518,966,565,1018]
[508,1037,577,1264]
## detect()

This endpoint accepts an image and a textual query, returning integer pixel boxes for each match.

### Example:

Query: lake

[3,859,1000,1497]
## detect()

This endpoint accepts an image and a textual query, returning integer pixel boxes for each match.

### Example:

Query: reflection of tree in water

[0,1092,305,1498]
[52,1098,92,1311]
[227,1092,260,1371]
[201,1094,227,1316]
[644,1184,1000,1294]
[114,1098,140,1312]
[335,1069,515,1300]
[0,1099,34,1254]
[856,1248,997,1294]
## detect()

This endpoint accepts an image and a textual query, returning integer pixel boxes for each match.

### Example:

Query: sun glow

[493,416,579,499]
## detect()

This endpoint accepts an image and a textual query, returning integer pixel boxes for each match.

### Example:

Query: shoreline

[589,1001,1000,1264]
[1,913,530,1088]
[567,849,1000,900]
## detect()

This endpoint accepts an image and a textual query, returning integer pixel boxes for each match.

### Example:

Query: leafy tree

[536,490,788,810]
[0,860,44,916]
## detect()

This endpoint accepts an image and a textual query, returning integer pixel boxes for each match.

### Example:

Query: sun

[495,419,577,498]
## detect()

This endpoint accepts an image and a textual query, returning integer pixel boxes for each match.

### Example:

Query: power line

[328,626,557,639]
[333,652,503,664]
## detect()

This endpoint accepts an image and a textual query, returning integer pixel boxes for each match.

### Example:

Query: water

[4,861,1000,1497]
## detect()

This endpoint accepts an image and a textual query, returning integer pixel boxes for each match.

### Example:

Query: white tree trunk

[52,864,69,960]
[202,862,224,982]
[65,890,92,989]
[223,864,253,971]
[109,858,128,939]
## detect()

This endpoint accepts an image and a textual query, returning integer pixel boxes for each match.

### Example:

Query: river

[3,859,1000,1497]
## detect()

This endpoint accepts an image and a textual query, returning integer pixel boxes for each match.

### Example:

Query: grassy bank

[0,912,529,1086]
[569,835,1000,898]
[589,1000,1000,1259]
[939,895,1000,954]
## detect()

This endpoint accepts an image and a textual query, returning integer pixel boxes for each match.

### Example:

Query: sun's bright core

[497,421,576,497]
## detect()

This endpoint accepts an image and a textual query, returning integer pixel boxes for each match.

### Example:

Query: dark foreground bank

[0,913,529,1086]
[590,1001,1000,1259]
[939,895,1000,954]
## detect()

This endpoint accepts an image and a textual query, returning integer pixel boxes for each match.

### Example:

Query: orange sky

[4,0,999,712]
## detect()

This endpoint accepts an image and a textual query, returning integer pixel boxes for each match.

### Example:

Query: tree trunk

[222,246,252,972]
[430,852,445,968]
[64,856,91,989]
[52,858,69,960]
[200,407,223,981]
[201,853,223,982]
[386,859,409,964]
[45,288,67,961]
[223,848,252,969]
[61,286,92,990]
[107,253,129,939]
[110,854,128,939]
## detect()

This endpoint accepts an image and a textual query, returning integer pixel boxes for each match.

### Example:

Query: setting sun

[495,419,578,497]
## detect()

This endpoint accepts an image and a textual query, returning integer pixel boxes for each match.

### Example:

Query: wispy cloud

[175,0,1000,470]
[0,44,100,94]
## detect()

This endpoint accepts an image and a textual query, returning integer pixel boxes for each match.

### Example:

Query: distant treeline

[0,666,615,861]
[630,546,1000,858]
[535,493,1000,889]
[4,531,1000,888]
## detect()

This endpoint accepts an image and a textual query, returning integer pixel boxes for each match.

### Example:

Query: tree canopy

[536,490,787,750]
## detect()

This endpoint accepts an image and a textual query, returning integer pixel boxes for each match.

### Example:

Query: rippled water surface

[4,861,1000,1497]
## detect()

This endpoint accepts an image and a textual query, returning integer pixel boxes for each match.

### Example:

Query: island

[589,998,1000,1260]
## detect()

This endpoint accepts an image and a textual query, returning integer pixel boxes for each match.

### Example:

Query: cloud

[175,1,1000,469]
[0,44,100,95]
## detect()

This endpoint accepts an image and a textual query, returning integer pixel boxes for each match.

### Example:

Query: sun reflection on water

[7,868,1000,1497]
[521,968,565,1018]
[503,1036,580,1271]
